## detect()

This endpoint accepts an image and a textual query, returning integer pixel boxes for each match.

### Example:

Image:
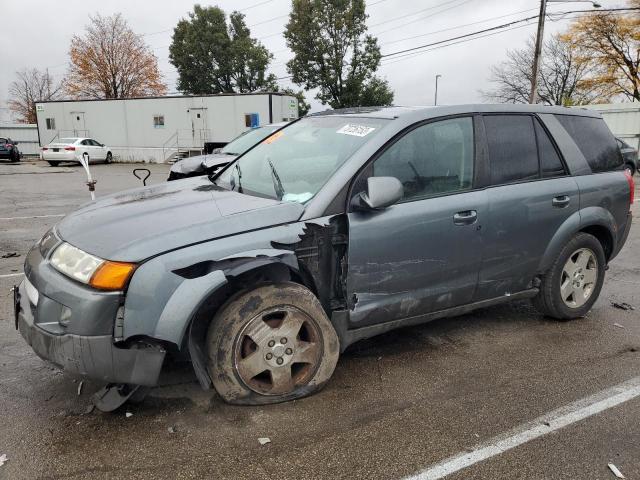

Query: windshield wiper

[267,157,285,200]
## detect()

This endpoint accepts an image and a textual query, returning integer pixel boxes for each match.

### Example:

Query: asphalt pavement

[0,159,639,480]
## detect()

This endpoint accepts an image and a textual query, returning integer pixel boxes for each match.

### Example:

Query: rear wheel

[10,151,19,162]
[206,282,340,405]
[47,161,60,167]
[533,232,606,320]
[624,162,636,176]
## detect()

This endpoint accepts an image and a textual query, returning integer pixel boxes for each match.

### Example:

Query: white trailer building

[34,93,298,163]
[579,102,640,150]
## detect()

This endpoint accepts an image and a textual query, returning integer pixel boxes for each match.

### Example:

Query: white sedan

[41,138,112,166]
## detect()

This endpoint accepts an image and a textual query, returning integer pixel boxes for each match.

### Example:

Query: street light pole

[529,0,547,104]
[434,74,442,106]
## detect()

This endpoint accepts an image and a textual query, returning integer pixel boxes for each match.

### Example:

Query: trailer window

[46,118,56,130]
[153,115,165,128]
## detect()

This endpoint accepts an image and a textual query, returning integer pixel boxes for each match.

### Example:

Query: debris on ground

[168,426,177,434]
[613,323,626,329]
[258,437,271,445]
[77,381,84,396]
[608,463,625,478]
[125,412,133,418]
[1,252,19,258]
[611,301,635,311]
[0,454,7,467]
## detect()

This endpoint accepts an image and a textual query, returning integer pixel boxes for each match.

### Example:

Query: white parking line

[0,214,65,221]
[0,273,24,278]
[405,376,640,480]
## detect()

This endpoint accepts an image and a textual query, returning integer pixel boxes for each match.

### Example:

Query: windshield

[216,116,389,203]
[221,126,280,155]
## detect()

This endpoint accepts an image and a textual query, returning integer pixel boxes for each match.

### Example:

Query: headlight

[50,242,136,290]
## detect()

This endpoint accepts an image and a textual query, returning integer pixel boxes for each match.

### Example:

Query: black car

[0,137,20,162]
[616,137,638,176]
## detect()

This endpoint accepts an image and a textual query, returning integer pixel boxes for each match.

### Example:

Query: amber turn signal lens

[89,261,136,290]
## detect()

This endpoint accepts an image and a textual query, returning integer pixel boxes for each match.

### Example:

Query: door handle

[552,195,570,208]
[453,210,477,226]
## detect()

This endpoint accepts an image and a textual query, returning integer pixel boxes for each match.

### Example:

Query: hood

[170,153,236,175]
[56,176,304,262]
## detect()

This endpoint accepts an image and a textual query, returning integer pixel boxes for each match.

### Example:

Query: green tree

[169,5,277,94]
[284,0,394,108]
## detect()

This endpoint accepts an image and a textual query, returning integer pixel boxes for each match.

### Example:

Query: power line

[369,0,464,28]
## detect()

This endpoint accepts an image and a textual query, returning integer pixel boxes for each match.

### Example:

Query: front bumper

[15,277,166,387]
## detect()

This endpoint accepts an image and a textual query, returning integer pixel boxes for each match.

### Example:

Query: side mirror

[352,176,403,210]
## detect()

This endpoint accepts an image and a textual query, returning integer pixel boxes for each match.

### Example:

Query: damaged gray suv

[15,105,634,407]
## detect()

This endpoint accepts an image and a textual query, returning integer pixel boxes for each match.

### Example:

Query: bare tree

[8,69,63,123]
[483,34,606,105]
[66,13,167,99]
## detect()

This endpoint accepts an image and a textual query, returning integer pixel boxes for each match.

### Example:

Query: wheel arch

[538,207,617,274]
[181,253,317,389]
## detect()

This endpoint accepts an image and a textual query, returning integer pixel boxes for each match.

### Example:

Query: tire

[206,282,340,405]
[47,161,60,167]
[105,152,112,164]
[624,163,636,176]
[10,151,19,162]
[533,232,606,320]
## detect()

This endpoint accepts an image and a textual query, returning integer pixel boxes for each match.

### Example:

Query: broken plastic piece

[0,454,7,467]
[92,383,141,412]
[168,426,177,434]
[258,437,271,445]
[611,302,635,311]
[613,323,625,329]
[125,412,133,418]
[608,463,625,479]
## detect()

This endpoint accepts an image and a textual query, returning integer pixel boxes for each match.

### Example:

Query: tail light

[64,146,76,151]
[624,170,635,206]
[41,147,48,151]
[5,144,12,148]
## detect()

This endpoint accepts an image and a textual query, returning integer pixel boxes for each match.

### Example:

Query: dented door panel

[346,189,488,328]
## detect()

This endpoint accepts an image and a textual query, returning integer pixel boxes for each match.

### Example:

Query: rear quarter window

[554,115,622,173]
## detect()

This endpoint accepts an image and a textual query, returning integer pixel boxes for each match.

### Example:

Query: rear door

[89,139,106,160]
[475,114,580,300]
[347,116,487,328]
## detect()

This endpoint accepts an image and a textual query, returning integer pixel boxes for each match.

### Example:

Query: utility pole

[529,0,547,104]
[530,0,600,104]
[434,74,442,106]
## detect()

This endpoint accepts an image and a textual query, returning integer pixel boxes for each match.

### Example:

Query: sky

[0,0,629,122]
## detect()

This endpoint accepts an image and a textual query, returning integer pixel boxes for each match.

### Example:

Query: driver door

[346,116,487,328]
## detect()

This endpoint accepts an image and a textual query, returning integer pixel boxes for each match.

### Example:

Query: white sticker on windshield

[337,124,376,137]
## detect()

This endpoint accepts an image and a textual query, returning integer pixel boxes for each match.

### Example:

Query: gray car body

[16,104,633,389]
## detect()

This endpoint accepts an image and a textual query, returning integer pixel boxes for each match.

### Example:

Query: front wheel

[105,152,112,164]
[533,232,606,320]
[206,282,340,405]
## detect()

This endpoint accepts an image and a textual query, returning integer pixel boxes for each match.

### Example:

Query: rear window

[59,138,78,144]
[555,115,622,173]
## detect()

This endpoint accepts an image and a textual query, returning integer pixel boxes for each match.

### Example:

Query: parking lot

[1,159,639,480]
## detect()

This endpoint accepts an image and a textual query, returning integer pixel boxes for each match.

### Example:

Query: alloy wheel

[560,248,598,308]
[233,305,323,395]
